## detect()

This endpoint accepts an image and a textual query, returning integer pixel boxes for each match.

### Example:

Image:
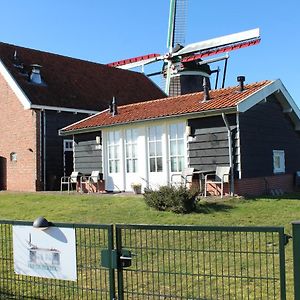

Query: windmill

[108,0,260,96]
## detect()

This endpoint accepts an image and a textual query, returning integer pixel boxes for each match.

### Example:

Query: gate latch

[101,249,132,269]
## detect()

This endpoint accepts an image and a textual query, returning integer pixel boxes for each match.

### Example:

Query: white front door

[124,128,141,191]
[147,125,168,189]
[168,123,186,184]
[106,130,124,191]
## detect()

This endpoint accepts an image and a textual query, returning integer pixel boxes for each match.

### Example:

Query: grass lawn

[0,191,299,299]
[0,192,300,232]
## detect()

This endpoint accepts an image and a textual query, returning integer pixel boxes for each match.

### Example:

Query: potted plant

[131,182,142,194]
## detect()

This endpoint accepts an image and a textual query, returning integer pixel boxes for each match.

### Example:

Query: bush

[144,185,197,214]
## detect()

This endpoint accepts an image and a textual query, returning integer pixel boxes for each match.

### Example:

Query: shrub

[144,185,197,214]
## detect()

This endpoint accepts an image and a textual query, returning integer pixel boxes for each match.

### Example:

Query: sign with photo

[13,225,77,281]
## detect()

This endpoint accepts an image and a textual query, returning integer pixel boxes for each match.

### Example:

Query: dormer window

[30,64,43,85]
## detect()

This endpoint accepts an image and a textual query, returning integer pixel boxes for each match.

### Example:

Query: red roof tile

[62,80,272,132]
[0,42,166,111]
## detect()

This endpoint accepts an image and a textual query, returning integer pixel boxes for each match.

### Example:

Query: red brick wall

[203,174,294,197]
[0,72,38,191]
[234,174,294,197]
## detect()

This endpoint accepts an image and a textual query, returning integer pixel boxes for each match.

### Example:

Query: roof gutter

[31,104,99,114]
[59,107,237,136]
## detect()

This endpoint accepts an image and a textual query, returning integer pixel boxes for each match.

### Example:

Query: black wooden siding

[239,95,300,178]
[74,132,102,175]
[187,115,239,174]
[45,110,88,190]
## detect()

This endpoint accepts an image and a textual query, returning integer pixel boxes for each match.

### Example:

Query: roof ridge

[114,79,272,110]
[0,41,143,75]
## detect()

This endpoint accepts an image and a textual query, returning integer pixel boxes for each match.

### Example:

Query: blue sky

[1,1,299,104]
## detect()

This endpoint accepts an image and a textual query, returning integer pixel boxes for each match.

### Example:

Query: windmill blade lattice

[167,0,188,49]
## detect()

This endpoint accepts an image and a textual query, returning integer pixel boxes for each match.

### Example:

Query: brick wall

[234,174,294,197]
[0,72,38,191]
[202,174,294,197]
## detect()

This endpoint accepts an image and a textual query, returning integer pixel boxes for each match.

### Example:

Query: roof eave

[59,106,237,136]
[31,104,99,114]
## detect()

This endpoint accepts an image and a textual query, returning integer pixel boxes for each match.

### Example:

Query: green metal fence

[0,221,288,299]
[0,220,114,300]
[115,224,287,300]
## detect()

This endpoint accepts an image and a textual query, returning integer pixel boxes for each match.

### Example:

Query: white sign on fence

[13,225,77,281]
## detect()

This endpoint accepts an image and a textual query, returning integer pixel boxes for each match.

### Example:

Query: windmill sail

[167,0,188,50]
[107,0,260,96]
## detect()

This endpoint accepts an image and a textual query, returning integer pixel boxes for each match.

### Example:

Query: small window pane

[115,160,120,173]
[178,157,184,172]
[170,124,177,139]
[149,142,155,157]
[126,160,132,173]
[126,130,132,142]
[115,145,120,159]
[132,129,139,141]
[171,157,177,172]
[132,145,137,158]
[156,126,163,138]
[109,161,114,173]
[150,158,156,172]
[108,146,113,159]
[126,145,132,158]
[178,140,184,155]
[157,157,163,172]
[149,127,155,141]
[170,141,177,156]
[156,142,162,156]
[177,123,185,137]
[133,159,138,172]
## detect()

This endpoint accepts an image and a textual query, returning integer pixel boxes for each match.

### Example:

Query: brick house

[0,42,166,191]
[60,78,300,196]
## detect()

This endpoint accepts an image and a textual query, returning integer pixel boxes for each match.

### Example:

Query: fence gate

[0,221,288,299]
[0,220,114,299]
[114,224,287,300]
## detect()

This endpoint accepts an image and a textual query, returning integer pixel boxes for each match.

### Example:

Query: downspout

[222,113,234,196]
[39,111,43,186]
[43,110,47,190]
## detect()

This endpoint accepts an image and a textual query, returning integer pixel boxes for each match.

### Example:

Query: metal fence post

[292,221,300,300]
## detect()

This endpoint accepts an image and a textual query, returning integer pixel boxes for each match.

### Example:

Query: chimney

[30,64,42,84]
[202,77,210,101]
[237,76,245,92]
[109,97,118,116]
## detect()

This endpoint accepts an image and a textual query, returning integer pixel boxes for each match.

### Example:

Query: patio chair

[204,166,230,198]
[170,167,194,189]
[86,171,101,193]
[60,171,80,193]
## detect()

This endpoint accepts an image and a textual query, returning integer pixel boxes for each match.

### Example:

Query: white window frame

[63,139,73,152]
[273,150,285,174]
[148,125,163,173]
[125,128,138,173]
[108,131,121,174]
[169,123,185,173]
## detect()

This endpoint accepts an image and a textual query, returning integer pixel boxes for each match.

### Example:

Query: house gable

[237,79,300,130]
[0,59,31,109]
[239,94,300,179]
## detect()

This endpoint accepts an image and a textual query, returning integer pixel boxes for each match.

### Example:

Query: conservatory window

[169,123,185,172]
[108,131,121,173]
[148,126,163,172]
